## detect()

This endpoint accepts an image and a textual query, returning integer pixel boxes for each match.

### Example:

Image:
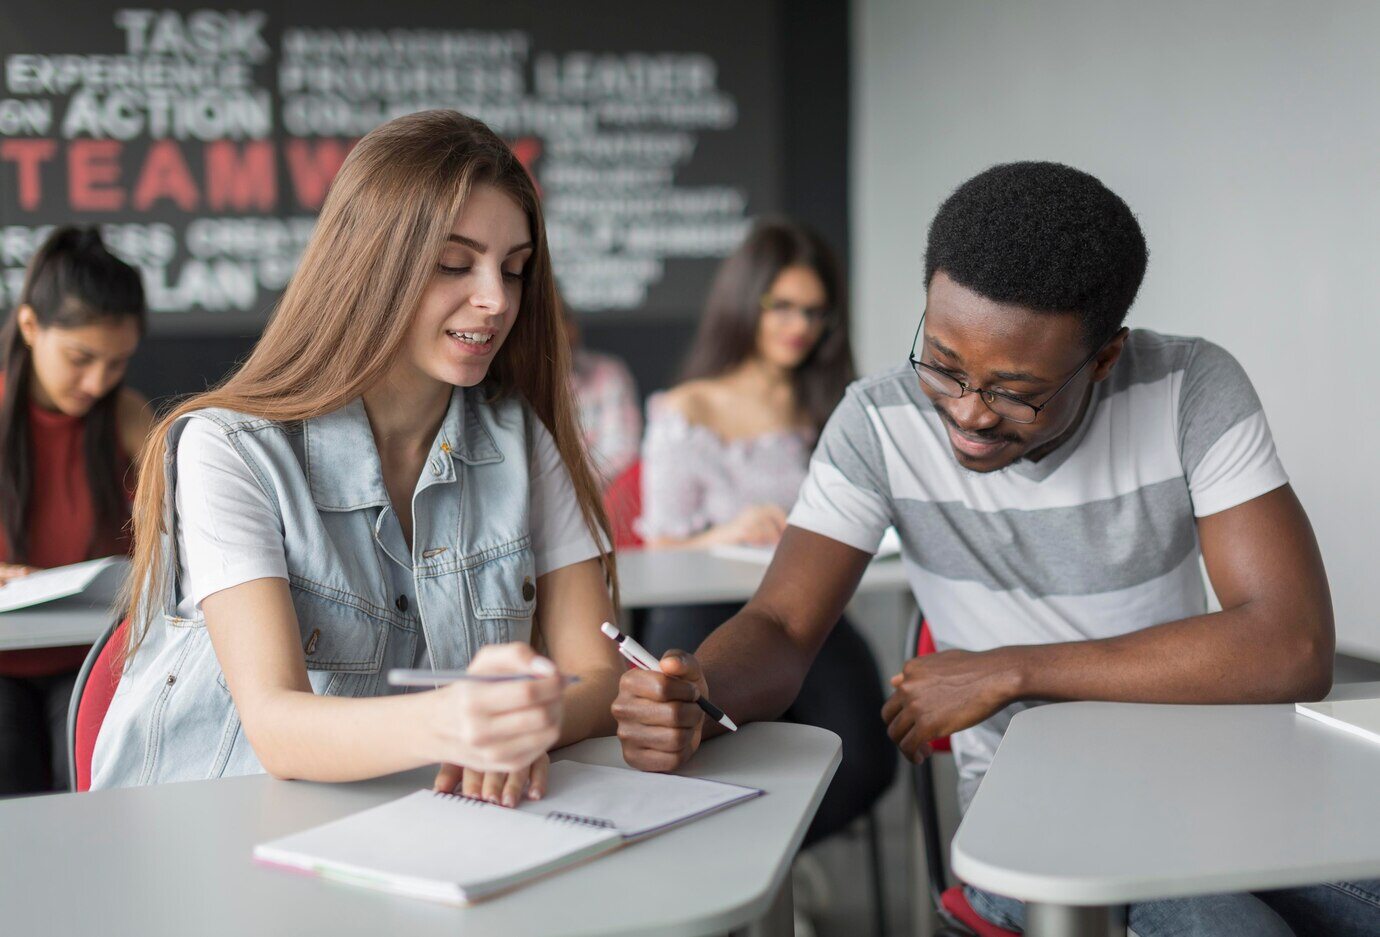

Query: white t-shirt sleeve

[1177,340,1289,517]
[529,419,608,577]
[174,418,289,610]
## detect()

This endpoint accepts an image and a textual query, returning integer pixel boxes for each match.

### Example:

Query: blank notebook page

[254,789,619,904]
[524,760,763,839]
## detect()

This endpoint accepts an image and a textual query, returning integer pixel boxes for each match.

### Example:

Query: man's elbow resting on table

[1278,618,1335,702]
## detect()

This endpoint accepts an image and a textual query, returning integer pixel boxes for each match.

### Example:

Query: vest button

[521,578,535,602]
[396,594,409,612]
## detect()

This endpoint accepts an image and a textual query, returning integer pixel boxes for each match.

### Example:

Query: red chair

[603,459,644,550]
[906,614,1020,937]
[66,618,128,792]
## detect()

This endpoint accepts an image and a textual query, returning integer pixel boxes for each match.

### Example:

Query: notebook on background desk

[1296,698,1380,746]
[0,556,128,614]
[254,760,763,905]
[710,526,901,565]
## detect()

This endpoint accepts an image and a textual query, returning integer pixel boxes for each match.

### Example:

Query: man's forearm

[693,604,818,737]
[1011,604,1334,706]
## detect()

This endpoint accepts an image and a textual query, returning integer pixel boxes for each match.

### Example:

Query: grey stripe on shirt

[892,477,1198,598]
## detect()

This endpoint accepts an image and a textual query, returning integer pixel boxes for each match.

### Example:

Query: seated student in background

[638,218,896,847]
[564,299,641,486]
[0,227,151,795]
[612,163,1380,936]
[93,110,623,806]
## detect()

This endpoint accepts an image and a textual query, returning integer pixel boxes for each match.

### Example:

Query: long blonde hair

[119,110,616,661]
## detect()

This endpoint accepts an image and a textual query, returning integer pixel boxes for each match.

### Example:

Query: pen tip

[599,622,620,639]
[722,715,739,731]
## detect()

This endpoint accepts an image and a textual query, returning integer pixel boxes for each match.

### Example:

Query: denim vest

[90,387,537,788]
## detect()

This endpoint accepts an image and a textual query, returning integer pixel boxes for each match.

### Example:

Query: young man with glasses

[612,161,1380,935]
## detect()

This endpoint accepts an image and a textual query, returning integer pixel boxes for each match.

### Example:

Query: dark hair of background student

[0,227,147,561]
[679,218,856,433]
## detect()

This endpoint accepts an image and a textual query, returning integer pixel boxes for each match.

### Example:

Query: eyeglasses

[760,295,835,329]
[907,311,1108,425]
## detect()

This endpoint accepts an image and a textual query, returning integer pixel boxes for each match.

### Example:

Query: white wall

[853,0,1380,658]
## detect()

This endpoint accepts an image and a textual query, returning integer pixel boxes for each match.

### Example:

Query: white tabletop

[0,722,840,937]
[952,681,1380,906]
[0,597,114,651]
[617,547,910,608]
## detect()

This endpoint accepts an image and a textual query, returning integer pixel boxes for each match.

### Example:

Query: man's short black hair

[924,161,1148,346]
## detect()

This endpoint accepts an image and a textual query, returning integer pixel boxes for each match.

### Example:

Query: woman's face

[754,265,830,371]
[402,184,534,390]
[18,310,141,417]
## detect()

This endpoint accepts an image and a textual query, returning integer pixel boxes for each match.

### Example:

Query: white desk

[952,681,1380,936]
[0,721,840,937]
[617,547,910,608]
[0,597,114,651]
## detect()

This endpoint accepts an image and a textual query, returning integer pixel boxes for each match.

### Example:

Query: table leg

[1025,902,1126,937]
[734,876,794,937]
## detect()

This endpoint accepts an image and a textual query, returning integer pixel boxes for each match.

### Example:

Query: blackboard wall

[2,1,849,405]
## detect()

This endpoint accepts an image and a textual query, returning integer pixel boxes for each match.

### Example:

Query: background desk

[0,722,840,937]
[0,549,913,648]
[0,598,113,651]
[952,681,1380,937]
[617,547,910,608]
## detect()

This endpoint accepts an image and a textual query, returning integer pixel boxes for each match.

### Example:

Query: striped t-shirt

[788,330,1289,809]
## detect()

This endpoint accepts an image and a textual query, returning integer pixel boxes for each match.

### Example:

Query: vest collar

[304,389,502,511]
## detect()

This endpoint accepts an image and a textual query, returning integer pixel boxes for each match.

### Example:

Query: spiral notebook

[253,760,762,905]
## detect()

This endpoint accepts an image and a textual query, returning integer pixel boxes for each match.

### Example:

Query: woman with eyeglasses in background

[638,218,896,859]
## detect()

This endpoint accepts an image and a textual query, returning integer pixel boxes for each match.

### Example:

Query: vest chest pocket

[462,540,537,623]
[287,579,388,674]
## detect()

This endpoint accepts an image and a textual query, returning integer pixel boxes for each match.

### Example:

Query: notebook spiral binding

[432,790,615,829]
[432,790,492,807]
[545,811,616,829]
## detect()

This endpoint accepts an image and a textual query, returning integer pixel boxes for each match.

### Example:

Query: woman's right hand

[714,504,788,546]
[426,643,565,772]
[0,563,37,587]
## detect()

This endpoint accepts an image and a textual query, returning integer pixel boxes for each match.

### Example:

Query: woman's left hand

[0,563,37,586]
[433,752,551,807]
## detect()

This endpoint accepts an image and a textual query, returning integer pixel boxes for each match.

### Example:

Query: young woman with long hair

[92,111,622,805]
[640,218,856,548]
[0,226,151,793]
[639,218,895,847]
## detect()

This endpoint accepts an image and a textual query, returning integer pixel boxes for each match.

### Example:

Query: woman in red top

[0,226,151,794]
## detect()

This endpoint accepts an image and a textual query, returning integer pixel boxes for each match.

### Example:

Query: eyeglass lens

[912,363,1038,423]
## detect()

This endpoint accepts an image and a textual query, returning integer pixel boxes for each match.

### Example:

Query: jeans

[642,603,897,847]
[967,877,1380,936]
[0,670,78,795]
